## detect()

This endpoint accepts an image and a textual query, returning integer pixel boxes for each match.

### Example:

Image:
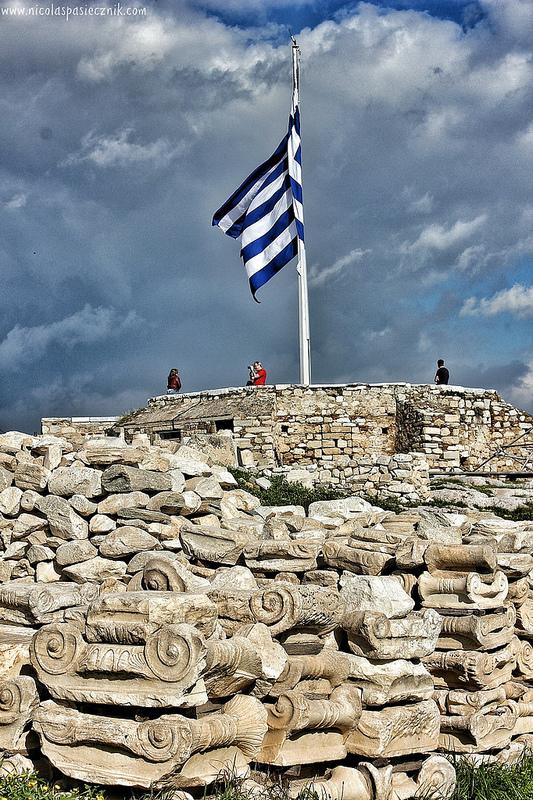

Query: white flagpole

[291,38,311,386]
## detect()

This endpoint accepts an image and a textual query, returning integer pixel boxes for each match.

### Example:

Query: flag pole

[291,38,311,386]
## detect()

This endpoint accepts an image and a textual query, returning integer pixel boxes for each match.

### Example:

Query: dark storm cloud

[0,0,531,433]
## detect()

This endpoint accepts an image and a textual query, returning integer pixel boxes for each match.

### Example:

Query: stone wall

[117,384,532,482]
[41,417,119,448]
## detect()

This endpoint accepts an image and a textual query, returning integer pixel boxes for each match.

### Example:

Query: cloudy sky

[1,0,532,433]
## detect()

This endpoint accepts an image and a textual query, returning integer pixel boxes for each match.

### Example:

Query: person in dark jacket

[167,368,181,393]
[434,359,449,385]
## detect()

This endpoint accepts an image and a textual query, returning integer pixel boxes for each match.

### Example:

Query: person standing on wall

[167,368,182,393]
[247,361,267,386]
[434,359,449,385]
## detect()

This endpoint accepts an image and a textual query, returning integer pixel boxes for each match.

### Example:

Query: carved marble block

[0,675,39,751]
[345,700,440,758]
[418,571,508,610]
[344,654,435,706]
[127,557,208,593]
[33,695,268,788]
[322,540,394,575]
[345,609,441,660]
[258,685,362,766]
[439,706,516,753]
[209,583,346,636]
[180,526,254,566]
[423,644,516,690]
[424,543,497,575]
[0,581,99,625]
[288,764,394,800]
[85,591,218,641]
[30,621,208,707]
[392,756,456,800]
[434,686,508,716]
[0,625,36,678]
[437,606,516,650]
[243,540,321,573]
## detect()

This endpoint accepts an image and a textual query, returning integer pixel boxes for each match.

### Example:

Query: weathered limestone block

[98,526,159,558]
[11,512,47,539]
[289,762,396,800]
[55,540,98,567]
[497,552,533,577]
[423,644,516,689]
[47,466,102,498]
[339,575,414,619]
[0,675,39,751]
[14,462,50,492]
[418,571,508,610]
[510,636,533,679]
[288,764,393,800]
[185,476,224,503]
[85,591,218,642]
[0,625,36,677]
[204,636,262,697]
[220,489,261,520]
[322,540,394,575]
[0,581,98,624]
[393,756,456,800]
[348,527,404,556]
[147,492,193,515]
[345,700,440,758]
[424,543,497,575]
[516,599,533,636]
[346,609,441,660]
[270,648,350,697]
[259,685,362,766]
[439,707,516,753]
[507,577,529,607]
[69,495,98,517]
[243,540,321,573]
[62,557,128,584]
[82,442,147,466]
[0,486,22,516]
[36,495,88,540]
[31,621,208,707]
[98,492,150,514]
[437,606,516,650]
[0,753,36,777]
[434,686,509,716]
[102,465,172,494]
[344,655,435,706]
[508,700,533,735]
[210,583,345,636]
[33,695,268,788]
[181,526,256,566]
[308,498,372,521]
[244,623,288,698]
[128,556,209,593]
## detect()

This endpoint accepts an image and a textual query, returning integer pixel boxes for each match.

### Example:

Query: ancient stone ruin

[0,427,532,796]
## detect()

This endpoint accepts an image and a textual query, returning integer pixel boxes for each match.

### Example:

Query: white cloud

[310,248,370,287]
[403,215,487,254]
[3,192,27,209]
[63,128,186,168]
[0,305,140,370]
[461,284,533,318]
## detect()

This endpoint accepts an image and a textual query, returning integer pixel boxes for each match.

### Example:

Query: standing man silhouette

[434,359,450,385]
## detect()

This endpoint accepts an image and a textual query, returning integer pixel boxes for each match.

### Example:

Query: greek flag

[212,94,304,300]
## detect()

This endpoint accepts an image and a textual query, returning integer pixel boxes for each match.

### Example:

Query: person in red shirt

[252,361,267,385]
[167,368,181,393]
[247,361,267,385]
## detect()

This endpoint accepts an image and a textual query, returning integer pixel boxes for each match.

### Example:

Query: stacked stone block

[0,429,530,795]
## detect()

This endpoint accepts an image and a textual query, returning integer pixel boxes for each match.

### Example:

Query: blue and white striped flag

[212,92,304,300]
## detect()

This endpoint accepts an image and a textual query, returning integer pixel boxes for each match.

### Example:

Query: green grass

[229,469,349,512]
[450,754,533,800]
[6,757,533,800]
[483,504,533,521]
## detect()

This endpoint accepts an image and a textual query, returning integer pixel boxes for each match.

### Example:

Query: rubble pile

[0,430,531,796]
